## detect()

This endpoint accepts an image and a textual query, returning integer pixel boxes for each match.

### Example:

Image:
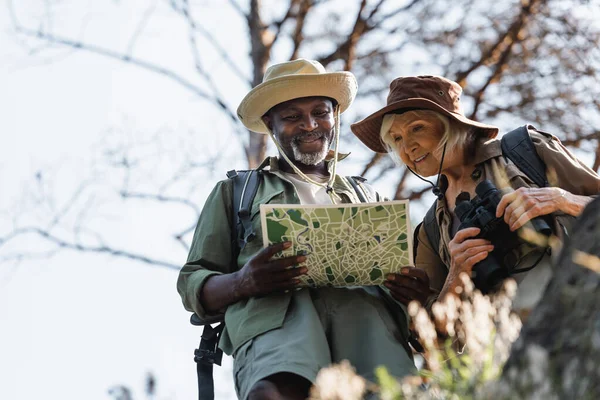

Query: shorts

[233,287,415,400]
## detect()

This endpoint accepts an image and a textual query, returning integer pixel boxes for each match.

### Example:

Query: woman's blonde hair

[380,109,474,167]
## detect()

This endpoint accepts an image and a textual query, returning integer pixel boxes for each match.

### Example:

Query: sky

[0,1,247,399]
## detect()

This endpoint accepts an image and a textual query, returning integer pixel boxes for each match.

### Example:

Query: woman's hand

[448,227,494,281]
[496,187,568,231]
[496,186,593,229]
[384,267,433,306]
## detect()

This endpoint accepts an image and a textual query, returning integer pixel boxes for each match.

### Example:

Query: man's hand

[384,267,433,306]
[496,187,567,231]
[235,241,308,299]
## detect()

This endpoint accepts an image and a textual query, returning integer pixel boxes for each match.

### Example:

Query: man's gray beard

[291,137,330,166]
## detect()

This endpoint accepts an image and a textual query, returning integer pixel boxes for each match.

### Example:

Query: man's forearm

[200,271,245,314]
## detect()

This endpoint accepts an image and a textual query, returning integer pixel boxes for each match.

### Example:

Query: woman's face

[388,112,446,176]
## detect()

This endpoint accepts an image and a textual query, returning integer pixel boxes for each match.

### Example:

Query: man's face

[263,97,335,166]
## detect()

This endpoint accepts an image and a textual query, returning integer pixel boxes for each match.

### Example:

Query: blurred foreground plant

[310,273,522,399]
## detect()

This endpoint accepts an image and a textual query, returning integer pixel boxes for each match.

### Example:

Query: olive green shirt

[416,127,600,306]
[177,156,406,355]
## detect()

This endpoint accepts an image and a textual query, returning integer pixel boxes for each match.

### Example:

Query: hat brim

[237,72,357,134]
[351,98,499,153]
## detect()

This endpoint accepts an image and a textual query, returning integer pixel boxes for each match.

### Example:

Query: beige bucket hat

[237,59,358,134]
[351,75,499,153]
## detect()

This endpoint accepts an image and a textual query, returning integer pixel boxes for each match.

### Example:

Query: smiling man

[177,59,417,400]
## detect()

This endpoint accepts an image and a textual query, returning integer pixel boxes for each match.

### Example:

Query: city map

[260,200,413,287]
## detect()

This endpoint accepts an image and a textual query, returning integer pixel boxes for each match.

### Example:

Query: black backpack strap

[194,323,225,400]
[194,168,263,400]
[227,169,263,251]
[500,125,548,188]
[346,176,368,203]
[422,201,440,258]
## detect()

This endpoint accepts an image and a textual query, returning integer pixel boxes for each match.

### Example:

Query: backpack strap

[227,169,263,252]
[194,323,225,400]
[346,176,368,203]
[422,201,440,260]
[194,168,263,400]
[500,125,548,187]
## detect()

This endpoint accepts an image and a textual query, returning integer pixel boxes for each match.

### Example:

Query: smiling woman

[379,109,474,178]
[351,74,600,322]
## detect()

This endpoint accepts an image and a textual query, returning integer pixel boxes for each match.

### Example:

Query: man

[178,59,419,400]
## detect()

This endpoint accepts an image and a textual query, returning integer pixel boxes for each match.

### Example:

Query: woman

[351,75,600,316]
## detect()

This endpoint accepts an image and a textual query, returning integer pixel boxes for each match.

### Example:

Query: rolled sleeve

[530,129,600,195]
[178,266,223,321]
[176,180,235,323]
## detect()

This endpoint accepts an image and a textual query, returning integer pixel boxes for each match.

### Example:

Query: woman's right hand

[446,227,494,287]
[235,241,308,299]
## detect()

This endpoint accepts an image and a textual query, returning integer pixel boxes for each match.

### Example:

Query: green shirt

[177,156,407,355]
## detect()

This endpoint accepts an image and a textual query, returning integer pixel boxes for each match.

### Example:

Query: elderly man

[177,59,416,400]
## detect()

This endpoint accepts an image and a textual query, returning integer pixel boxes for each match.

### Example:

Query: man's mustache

[293,131,329,143]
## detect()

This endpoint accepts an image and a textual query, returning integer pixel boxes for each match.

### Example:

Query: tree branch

[360,153,385,176]
[454,0,544,86]
[119,190,201,215]
[169,0,252,85]
[289,0,313,60]
[0,228,180,270]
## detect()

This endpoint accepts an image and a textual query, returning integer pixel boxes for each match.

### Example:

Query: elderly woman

[351,75,600,316]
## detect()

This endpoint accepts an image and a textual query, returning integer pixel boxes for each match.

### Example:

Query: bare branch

[360,153,385,176]
[0,228,180,270]
[561,132,600,147]
[227,0,248,19]
[168,0,252,85]
[173,223,197,252]
[594,142,600,172]
[119,190,201,215]
[179,0,244,128]
[126,1,158,56]
[317,0,368,69]
[469,40,514,120]
[398,185,431,201]
[289,0,314,60]
[454,0,544,86]
[269,0,301,49]
[14,24,212,98]
[371,0,420,28]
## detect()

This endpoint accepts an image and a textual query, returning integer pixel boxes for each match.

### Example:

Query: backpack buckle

[194,348,223,366]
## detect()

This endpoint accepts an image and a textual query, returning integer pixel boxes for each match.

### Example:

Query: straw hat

[237,59,358,134]
[351,75,499,153]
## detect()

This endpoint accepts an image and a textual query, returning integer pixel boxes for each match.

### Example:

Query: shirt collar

[262,154,355,196]
[471,138,502,165]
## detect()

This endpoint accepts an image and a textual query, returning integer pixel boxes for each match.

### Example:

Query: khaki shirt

[177,156,405,355]
[416,127,600,304]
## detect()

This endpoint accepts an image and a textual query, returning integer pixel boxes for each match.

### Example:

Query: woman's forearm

[562,191,594,216]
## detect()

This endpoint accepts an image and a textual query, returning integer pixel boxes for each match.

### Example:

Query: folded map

[260,200,413,287]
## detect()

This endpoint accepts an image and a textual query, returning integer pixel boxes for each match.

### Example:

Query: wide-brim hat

[351,75,499,153]
[237,59,358,134]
